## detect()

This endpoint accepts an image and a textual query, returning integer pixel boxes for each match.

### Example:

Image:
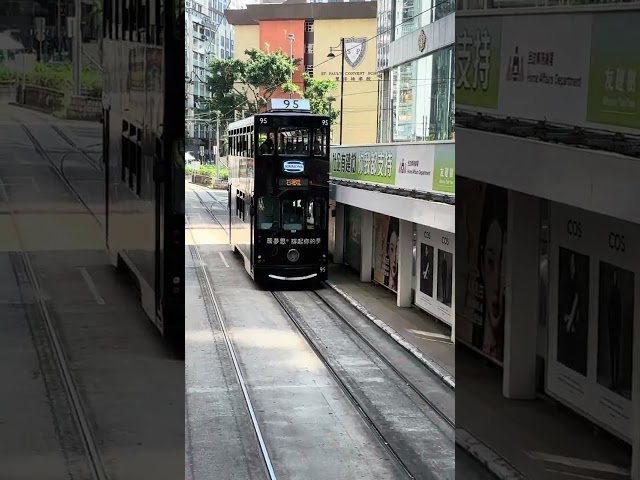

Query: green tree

[205,43,299,120]
[283,72,339,125]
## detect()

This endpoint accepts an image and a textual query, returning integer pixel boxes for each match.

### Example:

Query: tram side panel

[103,40,163,332]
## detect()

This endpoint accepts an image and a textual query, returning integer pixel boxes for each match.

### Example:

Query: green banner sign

[586,13,640,130]
[330,148,396,185]
[456,17,502,110]
[433,144,455,194]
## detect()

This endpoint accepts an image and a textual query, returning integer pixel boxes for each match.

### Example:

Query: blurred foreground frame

[0,1,184,479]
[455,2,639,479]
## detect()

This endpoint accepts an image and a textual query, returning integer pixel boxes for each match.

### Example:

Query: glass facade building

[376,0,454,142]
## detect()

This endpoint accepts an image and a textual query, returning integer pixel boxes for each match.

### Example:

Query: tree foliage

[204,44,300,120]
[283,72,339,124]
[204,45,338,127]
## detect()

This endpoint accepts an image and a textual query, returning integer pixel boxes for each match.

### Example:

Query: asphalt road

[0,102,183,479]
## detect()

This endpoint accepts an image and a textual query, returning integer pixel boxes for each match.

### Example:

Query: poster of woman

[420,244,434,297]
[556,247,590,376]
[597,262,634,399]
[372,214,399,292]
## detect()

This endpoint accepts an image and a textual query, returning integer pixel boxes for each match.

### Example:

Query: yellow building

[226,1,378,145]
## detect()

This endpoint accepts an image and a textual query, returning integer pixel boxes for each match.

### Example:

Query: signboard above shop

[456,11,640,133]
[330,142,455,195]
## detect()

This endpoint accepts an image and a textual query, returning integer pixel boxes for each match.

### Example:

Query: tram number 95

[322,120,329,126]
[320,267,326,273]
[567,219,582,239]
[259,117,268,124]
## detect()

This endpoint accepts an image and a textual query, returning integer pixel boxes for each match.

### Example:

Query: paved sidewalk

[326,262,632,480]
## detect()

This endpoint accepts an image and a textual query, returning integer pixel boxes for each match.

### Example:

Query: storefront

[329,141,456,333]
[547,201,639,443]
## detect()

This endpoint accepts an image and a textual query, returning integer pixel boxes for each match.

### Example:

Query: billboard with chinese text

[330,142,455,195]
[457,11,640,133]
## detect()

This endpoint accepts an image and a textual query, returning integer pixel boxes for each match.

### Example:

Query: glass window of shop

[390,47,454,142]
[395,0,454,41]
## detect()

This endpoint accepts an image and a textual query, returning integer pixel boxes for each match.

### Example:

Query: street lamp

[327,38,345,145]
[287,33,295,99]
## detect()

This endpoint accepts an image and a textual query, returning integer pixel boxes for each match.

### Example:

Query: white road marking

[79,267,105,305]
[218,251,230,267]
[527,451,630,476]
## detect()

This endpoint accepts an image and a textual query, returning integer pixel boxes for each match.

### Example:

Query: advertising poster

[455,16,503,110]
[456,178,508,365]
[597,263,634,400]
[498,15,591,124]
[547,201,638,442]
[344,206,362,272]
[586,12,640,131]
[420,244,434,298]
[331,142,454,196]
[373,213,399,293]
[415,224,455,326]
[556,247,590,377]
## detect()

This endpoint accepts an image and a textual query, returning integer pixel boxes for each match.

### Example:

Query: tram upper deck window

[258,126,275,155]
[278,128,310,156]
[312,128,328,156]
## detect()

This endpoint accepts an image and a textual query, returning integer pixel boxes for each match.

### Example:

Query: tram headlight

[287,249,300,263]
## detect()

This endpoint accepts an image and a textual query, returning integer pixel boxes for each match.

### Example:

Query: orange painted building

[226,1,378,144]
[258,20,305,99]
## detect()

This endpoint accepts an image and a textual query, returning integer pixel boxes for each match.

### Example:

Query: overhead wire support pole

[339,38,345,146]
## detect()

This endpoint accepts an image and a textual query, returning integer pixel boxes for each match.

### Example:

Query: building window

[304,20,314,32]
[304,65,314,77]
[389,46,454,142]
[305,44,314,54]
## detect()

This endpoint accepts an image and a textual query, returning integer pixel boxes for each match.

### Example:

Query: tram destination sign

[279,178,309,188]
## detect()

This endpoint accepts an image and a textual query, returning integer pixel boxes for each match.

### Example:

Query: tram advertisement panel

[415,225,454,327]
[455,178,508,365]
[548,201,638,442]
[373,213,399,293]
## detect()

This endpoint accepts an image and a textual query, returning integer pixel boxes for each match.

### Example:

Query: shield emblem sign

[344,37,367,69]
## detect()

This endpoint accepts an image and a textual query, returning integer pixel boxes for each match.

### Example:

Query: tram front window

[257,196,280,230]
[282,199,305,231]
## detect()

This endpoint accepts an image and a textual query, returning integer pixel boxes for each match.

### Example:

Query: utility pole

[287,33,294,99]
[57,0,62,57]
[215,113,220,179]
[72,0,82,95]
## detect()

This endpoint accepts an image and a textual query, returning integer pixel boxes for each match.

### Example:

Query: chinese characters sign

[331,149,396,185]
[330,143,455,195]
[433,144,455,194]
[266,237,322,245]
[587,13,640,129]
[456,17,502,109]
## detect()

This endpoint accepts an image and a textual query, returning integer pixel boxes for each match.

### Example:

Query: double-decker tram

[227,99,330,284]
[101,0,184,355]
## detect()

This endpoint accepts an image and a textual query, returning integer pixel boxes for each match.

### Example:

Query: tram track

[272,289,454,479]
[313,288,455,430]
[186,212,277,480]
[17,120,101,226]
[191,185,454,478]
[0,171,108,479]
[189,185,228,234]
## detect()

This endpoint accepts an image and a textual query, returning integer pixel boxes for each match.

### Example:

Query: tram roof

[228,112,330,131]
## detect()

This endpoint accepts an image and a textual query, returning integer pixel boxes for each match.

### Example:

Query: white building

[185,0,242,143]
